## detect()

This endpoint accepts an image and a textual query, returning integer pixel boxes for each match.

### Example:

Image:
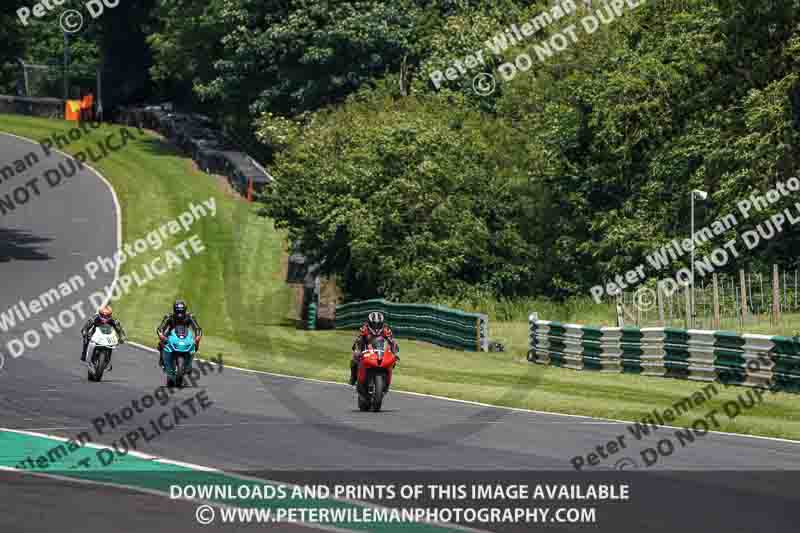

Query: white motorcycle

[85,324,119,382]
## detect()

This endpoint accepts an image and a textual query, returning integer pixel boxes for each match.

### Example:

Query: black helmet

[174,300,187,320]
[367,312,385,335]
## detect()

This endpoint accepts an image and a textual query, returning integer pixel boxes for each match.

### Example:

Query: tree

[263,93,539,301]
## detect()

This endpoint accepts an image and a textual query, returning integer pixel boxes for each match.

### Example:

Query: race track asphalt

[1,132,799,533]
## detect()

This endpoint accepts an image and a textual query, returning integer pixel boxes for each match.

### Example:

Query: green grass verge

[3,113,800,446]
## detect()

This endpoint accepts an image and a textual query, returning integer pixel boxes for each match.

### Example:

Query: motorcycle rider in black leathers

[156,300,203,368]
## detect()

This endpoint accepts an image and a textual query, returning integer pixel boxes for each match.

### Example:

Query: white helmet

[367,312,385,335]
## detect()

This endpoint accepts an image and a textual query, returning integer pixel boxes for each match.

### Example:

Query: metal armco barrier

[607,326,641,374]
[639,327,666,376]
[528,318,617,371]
[527,313,800,391]
[686,330,717,382]
[336,299,489,351]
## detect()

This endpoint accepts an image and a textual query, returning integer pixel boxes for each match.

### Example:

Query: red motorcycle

[356,336,397,412]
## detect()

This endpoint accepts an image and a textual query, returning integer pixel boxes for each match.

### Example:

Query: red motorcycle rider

[350,312,399,385]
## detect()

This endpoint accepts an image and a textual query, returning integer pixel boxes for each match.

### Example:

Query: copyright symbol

[195,505,215,525]
[614,457,639,470]
[634,287,657,312]
[472,73,496,96]
[60,10,84,33]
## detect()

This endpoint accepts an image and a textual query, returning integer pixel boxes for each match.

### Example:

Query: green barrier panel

[527,315,791,391]
[713,331,747,386]
[619,327,645,374]
[663,328,690,379]
[769,336,800,392]
[577,325,603,371]
[307,303,317,330]
[335,299,488,352]
[542,321,568,368]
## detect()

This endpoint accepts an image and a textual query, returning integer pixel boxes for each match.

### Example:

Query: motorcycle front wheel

[89,349,109,382]
[371,373,385,412]
[175,354,186,388]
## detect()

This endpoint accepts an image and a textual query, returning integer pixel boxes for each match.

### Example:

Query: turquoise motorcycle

[162,324,196,388]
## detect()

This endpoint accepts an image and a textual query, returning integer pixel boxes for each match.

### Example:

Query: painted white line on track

[126,341,800,447]
[0,131,124,310]
[0,426,483,532]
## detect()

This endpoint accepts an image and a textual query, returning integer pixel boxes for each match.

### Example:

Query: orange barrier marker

[65,100,82,121]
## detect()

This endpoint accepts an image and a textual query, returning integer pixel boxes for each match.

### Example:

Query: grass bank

[2,113,799,443]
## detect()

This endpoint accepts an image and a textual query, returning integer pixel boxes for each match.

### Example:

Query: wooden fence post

[739,269,748,320]
[684,284,691,329]
[773,264,780,325]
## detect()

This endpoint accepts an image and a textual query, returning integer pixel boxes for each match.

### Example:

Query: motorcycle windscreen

[169,325,193,351]
[371,337,386,354]
[97,324,113,335]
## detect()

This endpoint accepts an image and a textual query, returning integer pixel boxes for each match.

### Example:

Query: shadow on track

[0,228,52,262]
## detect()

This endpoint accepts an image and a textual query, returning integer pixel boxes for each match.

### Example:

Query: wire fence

[612,267,800,332]
[1,60,99,100]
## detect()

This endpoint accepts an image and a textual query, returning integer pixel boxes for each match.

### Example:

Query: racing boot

[349,360,358,386]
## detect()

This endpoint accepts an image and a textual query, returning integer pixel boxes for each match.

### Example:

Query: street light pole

[63,32,70,100]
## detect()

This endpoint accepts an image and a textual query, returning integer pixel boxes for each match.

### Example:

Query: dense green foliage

[0,0,153,107]
[262,0,800,301]
[0,2,26,81]
[5,0,800,303]
[263,95,547,300]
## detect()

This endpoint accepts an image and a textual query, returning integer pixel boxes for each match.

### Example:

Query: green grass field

[3,113,800,442]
